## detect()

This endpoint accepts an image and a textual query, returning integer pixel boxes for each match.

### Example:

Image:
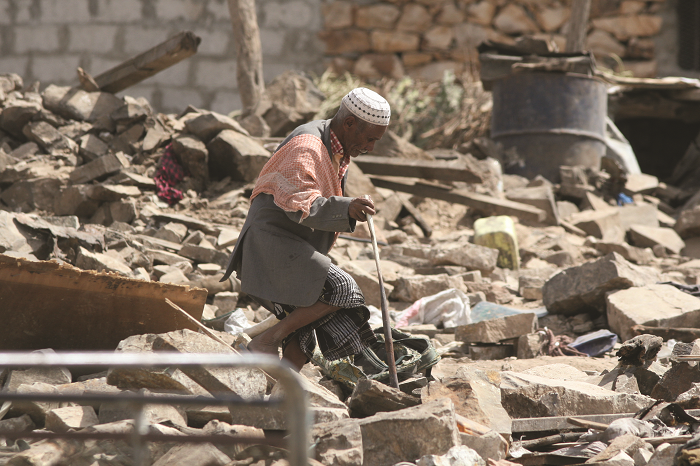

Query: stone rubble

[4,72,700,466]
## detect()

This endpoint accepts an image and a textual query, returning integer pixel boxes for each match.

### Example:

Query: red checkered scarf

[251,130,345,221]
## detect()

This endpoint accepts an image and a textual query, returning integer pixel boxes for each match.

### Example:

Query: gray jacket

[221,119,356,307]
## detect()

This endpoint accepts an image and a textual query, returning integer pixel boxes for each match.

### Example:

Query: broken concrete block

[519,275,544,300]
[78,133,109,161]
[159,268,190,285]
[86,184,141,202]
[5,363,71,392]
[8,382,61,427]
[474,216,520,270]
[644,443,681,466]
[517,332,546,359]
[45,406,99,433]
[625,173,659,195]
[651,360,700,402]
[153,329,267,400]
[431,241,499,273]
[1,177,63,215]
[392,274,465,302]
[421,367,511,435]
[99,396,188,427]
[499,371,652,418]
[629,225,685,255]
[212,291,239,314]
[338,260,394,308]
[543,252,660,315]
[456,312,537,343]
[0,98,42,138]
[607,284,700,341]
[506,185,559,225]
[207,129,270,182]
[460,430,508,462]
[24,120,79,158]
[568,209,625,243]
[312,398,460,466]
[0,413,35,435]
[618,203,660,230]
[155,222,188,243]
[179,243,228,267]
[172,135,209,190]
[469,344,514,360]
[151,443,231,466]
[42,84,123,122]
[676,206,700,239]
[75,246,132,275]
[69,152,130,184]
[53,185,100,217]
[348,378,421,418]
[591,240,655,265]
[185,111,249,142]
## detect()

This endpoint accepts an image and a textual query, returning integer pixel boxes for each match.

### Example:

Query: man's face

[342,117,387,157]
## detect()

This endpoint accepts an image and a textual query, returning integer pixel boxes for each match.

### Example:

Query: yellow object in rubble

[473,215,520,270]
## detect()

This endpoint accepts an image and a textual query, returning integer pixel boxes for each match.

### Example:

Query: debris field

[3,68,700,466]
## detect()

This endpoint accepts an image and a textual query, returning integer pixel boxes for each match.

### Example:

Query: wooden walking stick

[362,195,400,389]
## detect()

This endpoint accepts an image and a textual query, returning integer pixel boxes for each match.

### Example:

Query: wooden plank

[513,410,700,433]
[370,176,546,223]
[565,0,591,53]
[354,155,484,183]
[0,254,206,351]
[398,193,432,238]
[94,31,200,94]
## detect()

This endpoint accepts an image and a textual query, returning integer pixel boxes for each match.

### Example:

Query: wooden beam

[370,176,546,223]
[228,0,265,114]
[354,155,485,184]
[94,31,201,94]
[565,0,591,53]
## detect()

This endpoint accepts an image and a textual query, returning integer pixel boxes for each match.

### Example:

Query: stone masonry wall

[0,0,326,114]
[319,0,665,81]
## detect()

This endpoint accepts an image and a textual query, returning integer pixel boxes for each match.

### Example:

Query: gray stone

[338,260,394,308]
[171,135,209,191]
[456,312,537,344]
[1,178,63,214]
[651,360,700,402]
[607,284,700,341]
[568,209,625,243]
[674,382,700,408]
[155,222,188,244]
[69,152,130,184]
[179,243,228,267]
[5,366,71,392]
[151,443,231,466]
[417,445,486,466]
[272,375,347,411]
[75,246,132,275]
[53,185,100,217]
[543,252,660,315]
[459,431,508,462]
[391,274,465,302]
[0,99,42,138]
[676,206,700,239]
[517,332,547,359]
[629,225,685,255]
[312,398,460,466]
[23,121,78,158]
[591,240,655,265]
[45,406,99,433]
[8,383,60,427]
[645,443,681,466]
[469,344,514,360]
[632,361,668,396]
[431,241,499,273]
[202,419,264,459]
[185,111,249,142]
[618,203,660,230]
[0,414,35,435]
[506,185,559,226]
[499,371,653,418]
[86,184,141,202]
[348,378,421,418]
[207,129,270,182]
[153,329,267,400]
[99,396,188,427]
[42,85,123,122]
[0,211,33,254]
[421,368,511,435]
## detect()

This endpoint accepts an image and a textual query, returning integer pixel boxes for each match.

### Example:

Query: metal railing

[0,352,309,466]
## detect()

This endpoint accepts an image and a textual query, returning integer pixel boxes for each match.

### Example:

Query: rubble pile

[4,70,700,466]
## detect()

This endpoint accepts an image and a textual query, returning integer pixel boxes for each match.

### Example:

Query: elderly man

[221,88,390,370]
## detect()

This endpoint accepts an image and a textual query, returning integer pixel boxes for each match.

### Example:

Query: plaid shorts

[273,263,377,361]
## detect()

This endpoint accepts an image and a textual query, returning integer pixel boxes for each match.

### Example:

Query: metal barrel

[491,71,608,181]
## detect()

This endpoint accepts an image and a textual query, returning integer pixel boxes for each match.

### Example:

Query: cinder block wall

[0,0,326,114]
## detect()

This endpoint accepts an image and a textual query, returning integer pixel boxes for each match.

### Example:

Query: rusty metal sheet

[0,254,206,351]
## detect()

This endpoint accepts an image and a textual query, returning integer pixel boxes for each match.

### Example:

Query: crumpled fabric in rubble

[154,144,187,205]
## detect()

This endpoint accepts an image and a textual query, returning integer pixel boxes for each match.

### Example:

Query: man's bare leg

[247,300,340,357]
[282,334,309,371]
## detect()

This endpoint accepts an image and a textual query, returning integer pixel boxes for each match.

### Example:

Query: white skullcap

[341,87,391,126]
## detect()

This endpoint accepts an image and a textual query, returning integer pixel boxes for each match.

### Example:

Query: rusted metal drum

[491,71,608,181]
